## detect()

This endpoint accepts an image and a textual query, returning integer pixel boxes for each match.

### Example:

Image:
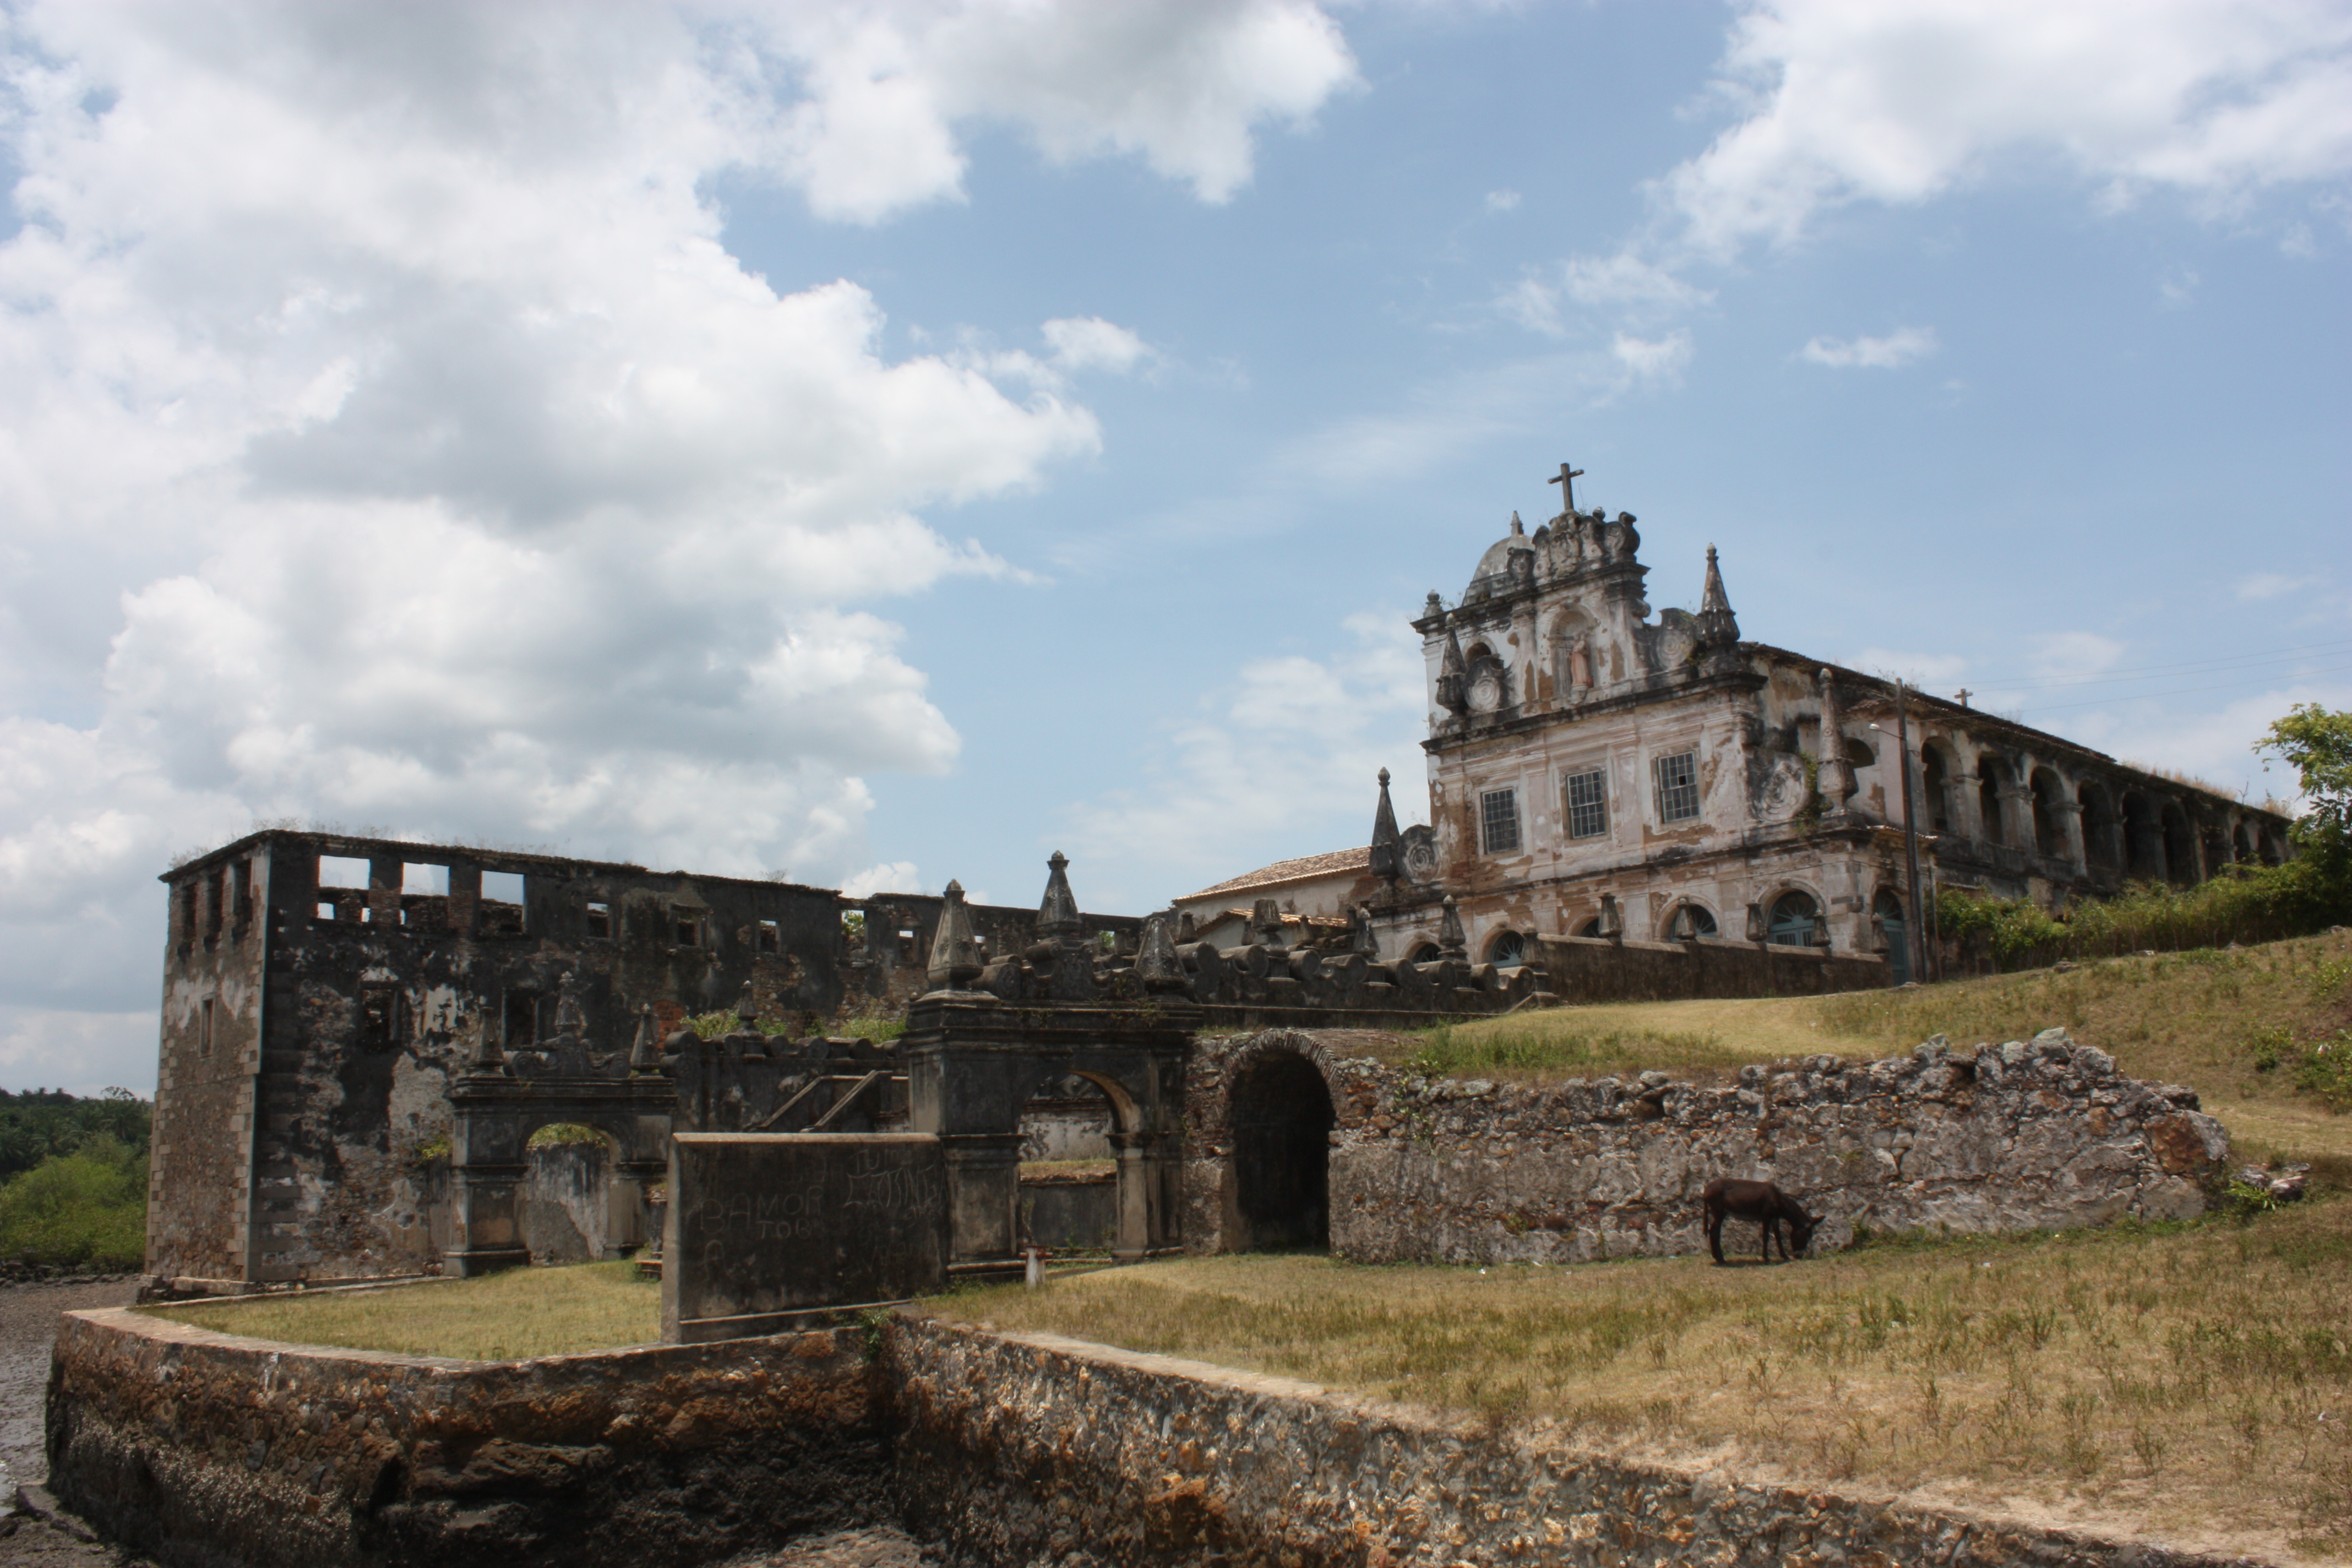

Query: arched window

[1407,941,1441,963]
[1486,930,1528,965]
[2080,782,2119,870]
[1574,918,1603,939]
[1919,745,1954,834]
[1978,757,2010,847]
[2161,802,2198,886]
[1767,891,1823,947]
[2029,768,2067,858]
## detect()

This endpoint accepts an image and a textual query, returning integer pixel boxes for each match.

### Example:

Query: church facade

[1335,470,2296,979]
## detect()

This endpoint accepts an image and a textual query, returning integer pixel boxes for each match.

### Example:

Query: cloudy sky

[3,0,2346,1092]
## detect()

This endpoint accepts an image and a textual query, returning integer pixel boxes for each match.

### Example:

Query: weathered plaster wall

[887,1314,2260,1568]
[1185,1028,2229,1266]
[46,1307,885,1568]
[1532,932,1886,1003]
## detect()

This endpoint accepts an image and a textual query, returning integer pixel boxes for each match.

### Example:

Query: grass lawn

[146,1259,662,1361]
[934,1195,2352,1561]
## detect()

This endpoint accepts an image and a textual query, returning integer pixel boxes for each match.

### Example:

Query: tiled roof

[1179,846,1370,902]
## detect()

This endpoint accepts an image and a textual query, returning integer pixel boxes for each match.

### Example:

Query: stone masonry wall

[1188,1028,2230,1265]
[46,1306,886,1568]
[887,1314,2260,1568]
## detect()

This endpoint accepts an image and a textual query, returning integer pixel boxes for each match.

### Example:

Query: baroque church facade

[1183,467,2295,982]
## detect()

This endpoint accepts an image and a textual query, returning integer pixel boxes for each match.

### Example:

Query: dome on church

[1463,518,1532,601]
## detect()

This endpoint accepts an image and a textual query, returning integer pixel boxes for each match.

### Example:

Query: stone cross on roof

[1549,461,1584,516]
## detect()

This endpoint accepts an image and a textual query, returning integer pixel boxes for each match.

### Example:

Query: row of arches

[1913,744,2284,886]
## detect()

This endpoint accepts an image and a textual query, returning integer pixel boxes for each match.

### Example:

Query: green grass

[148,1260,661,1360]
[936,1197,2352,1556]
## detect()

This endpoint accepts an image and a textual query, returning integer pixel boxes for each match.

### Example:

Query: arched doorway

[2081,782,2120,872]
[520,1123,628,1264]
[2122,792,2163,881]
[1229,1049,1335,1251]
[2161,802,2198,885]
[1978,758,2011,847]
[1873,890,1910,985]
[1919,744,1955,834]
[1767,890,1823,947]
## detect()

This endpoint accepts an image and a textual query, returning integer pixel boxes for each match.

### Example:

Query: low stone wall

[1534,932,1887,1004]
[46,1306,885,1567]
[1186,1028,2230,1264]
[887,1313,2258,1568]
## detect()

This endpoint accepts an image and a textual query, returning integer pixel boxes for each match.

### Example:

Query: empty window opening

[206,867,226,936]
[179,882,199,943]
[198,998,215,1057]
[358,984,400,1053]
[230,860,253,929]
[478,871,527,936]
[1920,748,1954,834]
[1229,1049,1335,1253]
[1564,768,1608,840]
[756,918,781,954]
[317,900,339,921]
[318,855,370,890]
[585,901,612,940]
[1977,761,2009,847]
[504,990,540,1049]
[1653,750,1701,823]
[1480,788,1521,854]
[899,928,919,964]
[1574,918,1604,939]
[402,863,448,894]
[672,906,703,947]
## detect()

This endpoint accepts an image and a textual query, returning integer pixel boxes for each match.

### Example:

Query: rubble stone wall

[1187,1028,2230,1264]
[46,1306,886,1568]
[887,1314,2257,1568]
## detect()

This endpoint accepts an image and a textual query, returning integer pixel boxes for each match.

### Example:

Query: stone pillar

[941,1132,1023,1265]
[1997,786,2033,853]
[1110,1130,1158,1262]
[368,856,402,928]
[2054,800,2086,869]
[1817,670,1856,811]
[447,860,481,937]
[1952,767,1984,841]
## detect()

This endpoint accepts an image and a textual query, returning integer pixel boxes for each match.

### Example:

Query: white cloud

[1799,325,1940,367]
[750,0,1362,221]
[840,861,925,900]
[1496,276,1564,336]
[2235,572,2302,601]
[0,2,1346,1067]
[1063,611,1428,908]
[1663,0,2352,255]
[1611,330,1694,384]
[0,1006,160,1097]
[1042,316,1154,375]
[2158,265,2201,306]
[1484,188,1521,213]
[1497,253,1712,337]
[1856,649,1970,688]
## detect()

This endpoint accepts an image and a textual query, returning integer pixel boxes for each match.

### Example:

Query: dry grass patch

[147,1260,661,1361]
[934,1199,2352,1558]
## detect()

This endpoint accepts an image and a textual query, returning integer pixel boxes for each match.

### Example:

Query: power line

[2015,662,2352,717]
[1937,636,2352,695]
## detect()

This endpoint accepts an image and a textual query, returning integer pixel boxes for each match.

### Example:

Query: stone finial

[1745,902,1768,944]
[1424,590,1444,618]
[1176,908,1196,943]
[926,879,986,988]
[1438,896,1467,960]
[469,1014,507,1074]
[1037,851,1082,946]
[1351,903,1379,957]
[1251,897,1287,949]
[1369,767,1401,883]
[1436,625,1469,716]
[1817,668,1856,807]
[734,981,758,1026]
[627,1004,660,1074]
[553,971,587,1041]
[1135,914,1185,991]
[1597,892,1624,941]
[1695,544,1741,656]
[1509,510,1524,537]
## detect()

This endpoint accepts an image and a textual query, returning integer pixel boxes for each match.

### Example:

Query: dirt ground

[0,1279,933,1566]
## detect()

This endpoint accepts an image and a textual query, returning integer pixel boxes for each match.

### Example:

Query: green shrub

[0,1087,151,1180]
[0,1135,149,1271]
[1936,857,2352,973]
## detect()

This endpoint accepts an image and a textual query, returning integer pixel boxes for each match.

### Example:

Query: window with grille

[1564,769,1608,839]
[1480,788,1521,854]
[1653,750,1701,823]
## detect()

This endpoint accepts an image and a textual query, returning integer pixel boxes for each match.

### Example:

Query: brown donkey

[1701,1177,1819,1264]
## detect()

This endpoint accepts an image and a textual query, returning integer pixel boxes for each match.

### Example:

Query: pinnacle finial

[1037,851,1081,945]
[927,878,985,988]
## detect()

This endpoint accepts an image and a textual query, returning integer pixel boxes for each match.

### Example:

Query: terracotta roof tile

[1180,846,1370,901]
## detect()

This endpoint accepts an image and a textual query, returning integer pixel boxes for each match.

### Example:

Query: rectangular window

[1653,750,1701,824]
[1564,769,1608,840]
[230,859,253,930]
[199,997,215,1057]
[756,919,781,954]
[585,900,612,939]
[673,905,702,947]
[1480,788,1522,854]
[504,990,538,1049]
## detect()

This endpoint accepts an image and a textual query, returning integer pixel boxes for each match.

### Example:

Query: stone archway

[1228,1047,1335,1251]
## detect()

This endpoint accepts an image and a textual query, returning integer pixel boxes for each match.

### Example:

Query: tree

[2256,704,2352,849]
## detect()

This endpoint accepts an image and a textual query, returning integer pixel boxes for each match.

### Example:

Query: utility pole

[1894,679,1926,985]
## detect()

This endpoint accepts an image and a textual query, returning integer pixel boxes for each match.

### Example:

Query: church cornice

[1422,666,1767,756]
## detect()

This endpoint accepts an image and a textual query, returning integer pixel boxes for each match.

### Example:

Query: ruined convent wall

[1532,931,1884,1003]
[1186,1029,2229,1265]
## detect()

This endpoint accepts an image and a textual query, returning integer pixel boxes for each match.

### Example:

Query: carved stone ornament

[1467,669,1505,714]
[1761,755,1811,824]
